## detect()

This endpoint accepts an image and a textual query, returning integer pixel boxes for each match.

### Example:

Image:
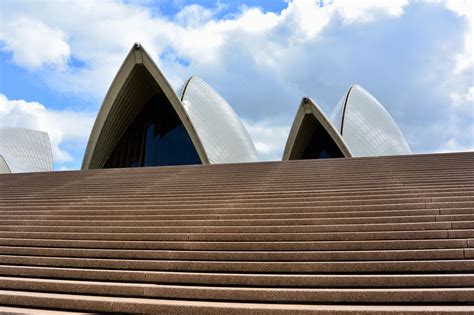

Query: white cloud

[328,0,409,23]
[439,137,474,153]
[0,0,417,96]
[0,17,70,69]
[175,4,215,27]
[444,0,473,72]
[467,86,474,102]
[243,120,290,160]
[426,0,473,72]
[450,86,474,107]
[0,94,94,165]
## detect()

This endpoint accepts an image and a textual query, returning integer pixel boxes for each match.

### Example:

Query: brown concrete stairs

[0,152,473,313]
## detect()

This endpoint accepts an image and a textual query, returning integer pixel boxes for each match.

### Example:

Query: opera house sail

[332,84,412,157]
[284,85,411,161]
[179,77,259,164]
[0,127,53,173]
[283,97,352,160]
[81,43,411,170]
[82,44,258,170]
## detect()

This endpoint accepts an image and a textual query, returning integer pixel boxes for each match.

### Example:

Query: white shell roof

[82,44,258,169]
[0,128,53,173]
[180,77,259,164]
[333,85,411,157]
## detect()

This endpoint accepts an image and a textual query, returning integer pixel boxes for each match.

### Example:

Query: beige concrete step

[0,238,466,251]
[0,229,456,242]
[0,277,473,303]
[1,266,473,287]
[0,290,472,314]
[1,191,472,207]
[3,196,472,212]
[0,247,465,261]
[0,221,457,233]
[0,255,472,273]
[0,214,448,227]
[0,306,90,314]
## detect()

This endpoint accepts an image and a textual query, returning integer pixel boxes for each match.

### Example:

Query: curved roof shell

[82,44,258,169]
[82,44,208,169]
[332,85,411,157]
[0,128,53,173]
[179,76,259,164]
[283,97,352,160]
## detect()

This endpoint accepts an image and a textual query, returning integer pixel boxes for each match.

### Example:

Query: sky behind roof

[0,0,473,171]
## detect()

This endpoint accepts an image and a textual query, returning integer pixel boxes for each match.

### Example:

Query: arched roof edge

[82,44,209,169]
[283,97,353,160]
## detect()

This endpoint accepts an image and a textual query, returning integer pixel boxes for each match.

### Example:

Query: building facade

[284,85,411,161]
[82,43,258,170]
[83,43,411,171]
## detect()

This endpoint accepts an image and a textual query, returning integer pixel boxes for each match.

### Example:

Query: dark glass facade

[104,93,201,168]
[294,115,344,160]
[301,123,344,159]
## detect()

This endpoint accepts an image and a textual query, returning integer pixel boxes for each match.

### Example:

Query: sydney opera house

[0,43,472,313]
[81,43,411,171]
[0,43,411,173]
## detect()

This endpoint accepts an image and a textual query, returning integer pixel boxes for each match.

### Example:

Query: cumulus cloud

[0,17,70,69]
[0,0,472,166]
[243,119,290,160]
[175,4,215,27]
[0,94,94,166]
[332,0,408,22]
[0,0,418,98]
[439,0,473,72]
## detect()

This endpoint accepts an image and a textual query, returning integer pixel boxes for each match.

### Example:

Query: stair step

[0,290,472,314]
[0,230,456,241]
[1,266,473,287]
[0,221,457,233]
[0,247,465,261]
[0,256,472,272]
[0,214,450,226]
[0,238,466,251]
[0,277,473,303]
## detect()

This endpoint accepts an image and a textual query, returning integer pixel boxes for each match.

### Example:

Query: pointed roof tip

[183,75,203,85]
[134,42,141,50]
[184,75,200,86]
[341,84,362,106]
[346,84,360,96]
[283,95,353,160]
[300,96,321,114]
[183,76,219,94]
[180,76,202,101]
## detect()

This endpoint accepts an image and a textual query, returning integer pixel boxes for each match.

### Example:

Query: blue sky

[0,0,473,170]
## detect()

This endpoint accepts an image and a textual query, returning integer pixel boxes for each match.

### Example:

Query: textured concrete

[0,152,472,313]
